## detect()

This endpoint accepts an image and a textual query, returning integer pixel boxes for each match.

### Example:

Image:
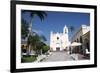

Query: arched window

[57,37,59,40]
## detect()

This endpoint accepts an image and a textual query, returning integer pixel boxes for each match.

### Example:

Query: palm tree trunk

[27,45,31,55]
[27,17,34,55]
[41,49,42,55]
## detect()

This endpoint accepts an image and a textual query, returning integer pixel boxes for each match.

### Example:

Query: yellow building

[82,31,90,53]
[21,39,27,53]
[71,25,90,55]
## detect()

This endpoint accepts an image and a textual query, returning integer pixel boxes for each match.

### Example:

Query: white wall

[0,0,99,73]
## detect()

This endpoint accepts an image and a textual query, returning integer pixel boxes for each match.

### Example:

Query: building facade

[71,25,90,55]
[82,31,90,53]
[50,25,70,51]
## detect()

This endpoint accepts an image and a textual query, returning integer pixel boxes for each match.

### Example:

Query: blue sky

[22,10,90,45]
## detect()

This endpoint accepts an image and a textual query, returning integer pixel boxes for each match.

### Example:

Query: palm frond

[30,11,47,21]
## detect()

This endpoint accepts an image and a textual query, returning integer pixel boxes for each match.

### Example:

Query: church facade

[50,25,70,51]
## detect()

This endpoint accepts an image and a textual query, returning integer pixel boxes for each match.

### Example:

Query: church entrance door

[56,47,60,51]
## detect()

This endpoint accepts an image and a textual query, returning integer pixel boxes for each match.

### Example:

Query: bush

[42,45,49,54]
[21,55,37,63]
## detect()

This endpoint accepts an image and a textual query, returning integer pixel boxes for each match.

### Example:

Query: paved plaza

[42,51,75,62]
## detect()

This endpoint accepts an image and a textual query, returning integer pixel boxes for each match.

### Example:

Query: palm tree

[40,35,47,42]
[21,18,29,39]
[36,41,45,55]
[22,10,47,55]
[27,34,47,55]
[22,10,47,36]
[36,35,47,55]
[68,25,75,46]
[68,26,75,32]
[28,34,40,55]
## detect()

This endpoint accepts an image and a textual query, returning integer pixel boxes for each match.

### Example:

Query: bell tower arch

[63,25,68,34]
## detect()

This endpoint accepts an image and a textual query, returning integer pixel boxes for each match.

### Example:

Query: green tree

[27,34,40,55]
[22,10,47,55]
[36,41,45,55]
[27,34,47,55]
[21,19,29,39]
[42,45,50,54]
[68,26,75,32]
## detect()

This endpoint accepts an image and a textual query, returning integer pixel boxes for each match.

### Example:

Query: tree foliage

[21,19,29,39]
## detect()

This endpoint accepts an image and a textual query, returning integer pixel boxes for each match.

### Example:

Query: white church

[50,25,70,51]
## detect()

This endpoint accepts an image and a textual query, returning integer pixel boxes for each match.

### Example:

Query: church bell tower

[63,25,68,34]
[62,25,69,49]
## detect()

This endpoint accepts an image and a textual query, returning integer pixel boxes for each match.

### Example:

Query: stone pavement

[41,51,75,62]
[70,53,89,60]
